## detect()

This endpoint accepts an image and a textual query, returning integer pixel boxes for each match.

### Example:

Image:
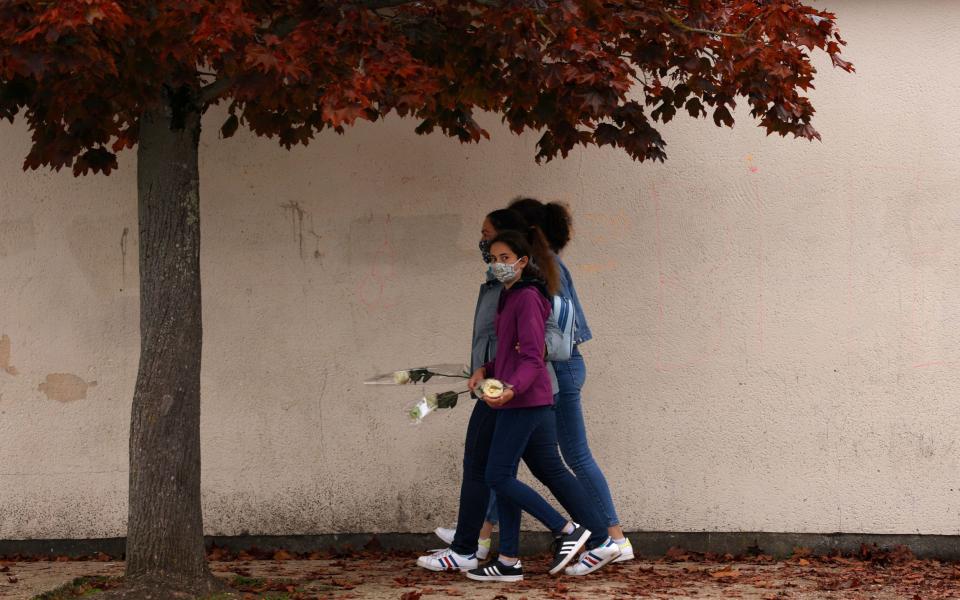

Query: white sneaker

[564,537,621,576]
[433,526,492,560]
[434,526,456,545]
[614,537,635,562]
[416,548,478,572]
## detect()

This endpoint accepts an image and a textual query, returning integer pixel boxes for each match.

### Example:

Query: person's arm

[558,259,574,301]
[468,366,486,393]
[506,291,548,394]
[544,303,570,361]
[482,356,495,377]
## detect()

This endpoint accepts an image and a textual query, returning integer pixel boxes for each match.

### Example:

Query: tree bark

[122,102,219,595]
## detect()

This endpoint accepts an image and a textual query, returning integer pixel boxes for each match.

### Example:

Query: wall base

[2,532,959,561]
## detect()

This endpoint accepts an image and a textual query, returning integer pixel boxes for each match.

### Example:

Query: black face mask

[479,239,493,263]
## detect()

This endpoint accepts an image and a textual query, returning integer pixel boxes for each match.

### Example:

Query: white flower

[408,396,435,424]
[481,379,505,398]
[393,370,412,385]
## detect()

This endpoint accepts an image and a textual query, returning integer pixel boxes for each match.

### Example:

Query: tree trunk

[121,102,220,596]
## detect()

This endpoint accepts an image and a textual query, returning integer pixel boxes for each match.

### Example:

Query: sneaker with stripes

[563,536,622,576]
[465,559,524,582]
[548,523,591,575]
[416,548,478,572]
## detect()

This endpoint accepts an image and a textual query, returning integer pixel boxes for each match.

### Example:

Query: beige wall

[3,1,960,540]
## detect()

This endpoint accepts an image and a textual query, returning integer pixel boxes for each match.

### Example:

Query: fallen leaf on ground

[710,568,742,580]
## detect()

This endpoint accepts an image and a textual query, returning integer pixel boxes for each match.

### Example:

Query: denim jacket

[556,257,593,345]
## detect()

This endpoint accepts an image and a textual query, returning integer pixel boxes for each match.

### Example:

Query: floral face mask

[491,259,522,283]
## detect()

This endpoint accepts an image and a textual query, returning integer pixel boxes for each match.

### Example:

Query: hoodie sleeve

[505,289,548,394]
[482,356,495,377]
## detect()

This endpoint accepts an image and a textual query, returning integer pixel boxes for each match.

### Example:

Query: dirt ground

[3,547,960,599]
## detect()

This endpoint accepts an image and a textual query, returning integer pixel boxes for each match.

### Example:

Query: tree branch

[199,16,301,105]
[199,78,235,104]
[661,9,757,39]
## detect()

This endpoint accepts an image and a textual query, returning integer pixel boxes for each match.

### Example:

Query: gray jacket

[470,277,559,395]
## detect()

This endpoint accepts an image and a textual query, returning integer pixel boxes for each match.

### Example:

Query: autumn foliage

[1,3,854,595]
[0,0,852,176]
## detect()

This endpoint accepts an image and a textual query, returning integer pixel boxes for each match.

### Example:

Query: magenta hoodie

[482,281,554,409]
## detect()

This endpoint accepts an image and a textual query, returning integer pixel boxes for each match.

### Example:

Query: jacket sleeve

[506,291,548,394]
[544,300,570,362]
[482,356,495,376]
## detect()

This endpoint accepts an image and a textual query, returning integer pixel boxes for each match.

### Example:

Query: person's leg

[484,491,499,530]
[521,406,607,549]
[434,494,497,554]
[465,485,525,583]
[485,407,569,558]
[492,483,522,561]
[450,400,498,556]
[553,352,622,537]
[479,521,495,539]
[520,407,621,575]
[474,492,498,558]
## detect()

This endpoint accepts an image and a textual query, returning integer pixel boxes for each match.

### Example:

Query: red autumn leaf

[246,48,279,73]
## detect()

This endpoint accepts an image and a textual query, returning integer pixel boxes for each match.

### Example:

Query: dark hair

[508,197,573,253]
[486,208,528,234]
[489,230,559,296]
[486,207,559,294]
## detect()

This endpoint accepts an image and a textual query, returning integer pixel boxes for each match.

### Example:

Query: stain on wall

[0,334,18,375]
[38,374,97,402]
[120,227,129,291]
[280,201,323,260]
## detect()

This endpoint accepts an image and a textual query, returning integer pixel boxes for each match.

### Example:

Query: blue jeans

[485,405,606,557]
[553,348,621,528]
[485,492,499,526]
[451,400,498,556]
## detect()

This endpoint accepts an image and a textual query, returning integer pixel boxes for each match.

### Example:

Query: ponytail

[508,197,573,253]
[527,225,560,296]
[541,202,572,253]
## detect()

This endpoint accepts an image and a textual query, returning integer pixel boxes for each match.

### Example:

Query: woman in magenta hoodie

[463,231,620,582]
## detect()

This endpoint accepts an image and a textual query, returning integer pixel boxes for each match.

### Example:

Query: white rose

[481,379,505,398]
[393,370,412,385]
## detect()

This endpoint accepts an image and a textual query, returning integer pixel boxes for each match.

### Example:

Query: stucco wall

[3,1,960,540]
